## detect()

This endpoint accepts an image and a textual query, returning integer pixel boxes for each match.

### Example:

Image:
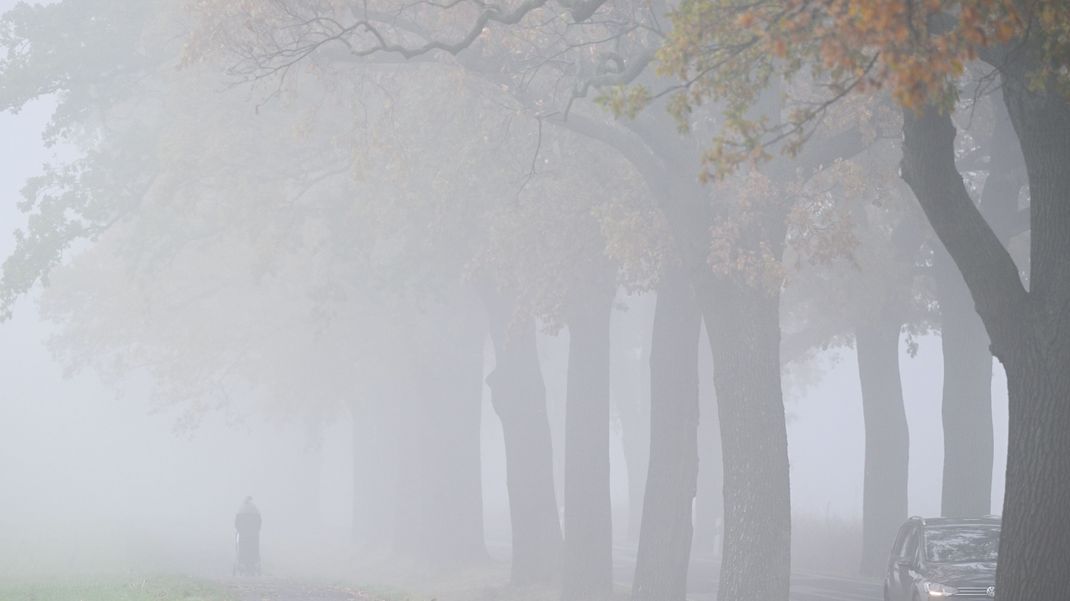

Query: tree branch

[900,104,1028,355]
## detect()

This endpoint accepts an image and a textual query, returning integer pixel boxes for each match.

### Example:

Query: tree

[692,338,722,559]
[632,261,701,601]
[15,1,1046,600]
[780,143,933,576]
[936,90,1026,518]
[3,1,675,585]
[654,0,1070,597]
[468,125,653,596]
[185,3,805,597]
[0,1,497,569]
[609,291,654,544]
[480,285,563,583]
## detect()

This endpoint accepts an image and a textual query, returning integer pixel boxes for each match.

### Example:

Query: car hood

[926,562,997,586]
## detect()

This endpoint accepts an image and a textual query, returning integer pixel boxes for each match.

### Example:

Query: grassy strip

[0,574,234,601]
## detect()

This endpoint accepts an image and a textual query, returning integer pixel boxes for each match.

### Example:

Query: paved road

[226,572,881,601]
[616,550,884,601]
[228,572,882,601]
[790,573,883,601]
[223,548,884,601]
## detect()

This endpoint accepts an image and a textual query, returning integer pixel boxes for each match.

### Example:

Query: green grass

[0,575,234,601]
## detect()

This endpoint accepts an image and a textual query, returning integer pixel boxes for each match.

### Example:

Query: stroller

[233,530,261,576]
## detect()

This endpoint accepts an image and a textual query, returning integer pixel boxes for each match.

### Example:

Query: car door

[886,524,910,598]
[893,526,920,601]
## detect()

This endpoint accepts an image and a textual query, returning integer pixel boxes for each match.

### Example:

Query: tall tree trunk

[998,340,1070,600]
[992,65,1070,601]
[632,266,701,601]
[699,276,791,601]
[619,391,650,544]
[855,316,910,576]
[561,285,615,601]
[935,246,994,518]
[646,164,792,601]
[692,339,723,559]
[480,287,563,585]
[936,90,1024,519]
[612,292,654,544]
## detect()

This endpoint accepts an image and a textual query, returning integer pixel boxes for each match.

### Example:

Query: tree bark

[640,162,792,601]
[993,66,1070,601]
[561,284,616,601]
[480,287,563,585]
[935,246,994,518]
[699,276,791,601]
[855,316,910,576]
[997,340,1070,600]
[632,266,701,601]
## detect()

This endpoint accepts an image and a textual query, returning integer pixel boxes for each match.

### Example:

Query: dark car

[884,516,1000,600]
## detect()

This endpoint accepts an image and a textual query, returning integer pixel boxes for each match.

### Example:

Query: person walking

[234,496,262,576]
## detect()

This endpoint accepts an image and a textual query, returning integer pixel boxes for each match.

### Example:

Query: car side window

[901,526,919,560]
[890,525,910,557]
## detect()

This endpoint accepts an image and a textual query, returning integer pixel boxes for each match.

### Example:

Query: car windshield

[925,526,1000,563]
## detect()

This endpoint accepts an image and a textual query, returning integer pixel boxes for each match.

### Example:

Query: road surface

[222,549,884,601]
[619,551,884,601]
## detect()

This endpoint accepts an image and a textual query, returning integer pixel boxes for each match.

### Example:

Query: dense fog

[0,1,1064,601]
[0,104,1012,581]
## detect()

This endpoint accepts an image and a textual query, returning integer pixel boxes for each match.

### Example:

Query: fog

[0,2,1059,601]
[0,100,1010,577]
[0,289,1012,575]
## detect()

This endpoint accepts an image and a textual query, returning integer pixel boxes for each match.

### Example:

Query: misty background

[4,2,1058,600]
[0,92,1009,579]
